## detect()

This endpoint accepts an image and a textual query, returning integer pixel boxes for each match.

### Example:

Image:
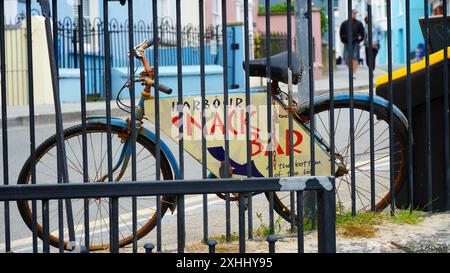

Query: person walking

[339,9,365,79]
[364,15,383,70]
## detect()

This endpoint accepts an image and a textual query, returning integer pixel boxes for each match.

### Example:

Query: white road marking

[0,194,224,252]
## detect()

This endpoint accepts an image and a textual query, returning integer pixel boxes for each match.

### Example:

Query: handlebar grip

[153,83,172,95]
[145,39,154,48]
[144,38,159,48]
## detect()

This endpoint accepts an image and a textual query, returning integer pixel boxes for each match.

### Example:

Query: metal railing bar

[0,177,335,201]
[387,0,395,216]
[101,0,117,252]
[243,0,253,240]
[77,0,90,253]
[221,0,232,243]
[424,0,433,212]
[367,0,376,213]
[296,191,304,253]
[287,0,296,234]
[307,0,317,227]
[127,0,138,254]
[265,0,275,235]
[152,0,163,253]
[406,0,414,212]
[317,178,336,253]
[199,0,209,244]
[42,199,50,253]
[443,0,450,211]
[52,0,65,252]
[175,0,185,253]
[346,0,356,217]
[0,0,11,254]
[38,0,76,246]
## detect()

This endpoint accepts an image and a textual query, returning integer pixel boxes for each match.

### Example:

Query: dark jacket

[340,19,365,44]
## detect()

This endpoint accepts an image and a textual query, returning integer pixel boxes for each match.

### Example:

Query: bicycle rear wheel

[270,97,408,223]
[17,123,175,251]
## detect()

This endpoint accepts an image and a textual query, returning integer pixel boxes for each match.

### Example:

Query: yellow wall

[1,16,53,107]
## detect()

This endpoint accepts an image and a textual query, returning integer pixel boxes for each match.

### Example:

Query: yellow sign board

[145,92,331,178]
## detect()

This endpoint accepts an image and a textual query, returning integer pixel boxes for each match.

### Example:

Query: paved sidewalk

[178,212,450,253]
[252,64,387,98]
[2,65,389,127]
[315,64,387,94]
[3,100,128,127]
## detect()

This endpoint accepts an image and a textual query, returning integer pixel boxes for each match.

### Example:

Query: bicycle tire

[269,98,408,223]
[17,123,175,251]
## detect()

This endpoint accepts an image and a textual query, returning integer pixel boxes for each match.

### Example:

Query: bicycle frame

[86,40,409,183]
[86,115,182,180]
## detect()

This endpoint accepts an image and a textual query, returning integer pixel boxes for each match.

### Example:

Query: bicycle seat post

[271,80,280,96]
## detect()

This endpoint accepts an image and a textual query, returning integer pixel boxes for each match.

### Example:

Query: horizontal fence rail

[0,176,336,253]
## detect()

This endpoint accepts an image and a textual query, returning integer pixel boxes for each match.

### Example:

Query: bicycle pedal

[167,196,177,214]
[235,198,249,211]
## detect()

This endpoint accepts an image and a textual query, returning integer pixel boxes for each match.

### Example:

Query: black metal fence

[11,12,223,97]
[56,17,223,68]
[0,177,336,253]
[0,0,449,255]
[58,17,222,97]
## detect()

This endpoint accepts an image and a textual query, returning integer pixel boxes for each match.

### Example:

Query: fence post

[295,0,316,230]
[37,0,76,246]
[79,246,89,253]
[266,235,277,253]
[206,239,217,253]
[144,243,155,254]
[317,177,336,253]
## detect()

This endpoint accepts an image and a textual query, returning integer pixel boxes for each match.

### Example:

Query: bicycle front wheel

[271,97,408,222]
[17,123,175,251]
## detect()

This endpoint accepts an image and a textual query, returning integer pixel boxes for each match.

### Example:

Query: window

[73,0,90,23]
[72,0,97,51]
[398,0,404,16]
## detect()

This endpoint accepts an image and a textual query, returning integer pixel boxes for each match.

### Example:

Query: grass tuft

[210,232,240,244]
[336,205,428,238]
[336,211,385,238]
[388,209,427,225]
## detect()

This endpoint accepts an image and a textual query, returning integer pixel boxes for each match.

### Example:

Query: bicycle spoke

[97,201,108,247]
[100,201,126,241]
[334,108,342,133]
[95,132,105,181]
[317,114,330,138]
[89,134,99,180]
[47,151,85,177]
[90,203,100,248]
[67,139,84,173]
[337,176,386,200]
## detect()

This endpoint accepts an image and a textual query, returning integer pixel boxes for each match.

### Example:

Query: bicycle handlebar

[133,39,172,95]
[153,82,172,95]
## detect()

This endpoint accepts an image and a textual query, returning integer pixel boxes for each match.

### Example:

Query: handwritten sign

[145,91,332,178]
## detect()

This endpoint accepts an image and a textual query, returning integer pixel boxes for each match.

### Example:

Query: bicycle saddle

[244,51,302,85]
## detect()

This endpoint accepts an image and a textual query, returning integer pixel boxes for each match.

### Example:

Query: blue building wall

[21,0,153,24]
[58,24,245,103]
[98,0,153,24]
[377,0,427,66]
[19,2,244,102]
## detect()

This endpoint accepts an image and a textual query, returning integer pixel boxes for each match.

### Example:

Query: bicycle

[17,39,408,251]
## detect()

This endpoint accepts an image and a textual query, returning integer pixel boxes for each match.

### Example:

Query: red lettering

[227,110,239,136]
[286,130,303,155]
[251,139,262,156]
[210,113,225,135]
[185,113,202,136]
